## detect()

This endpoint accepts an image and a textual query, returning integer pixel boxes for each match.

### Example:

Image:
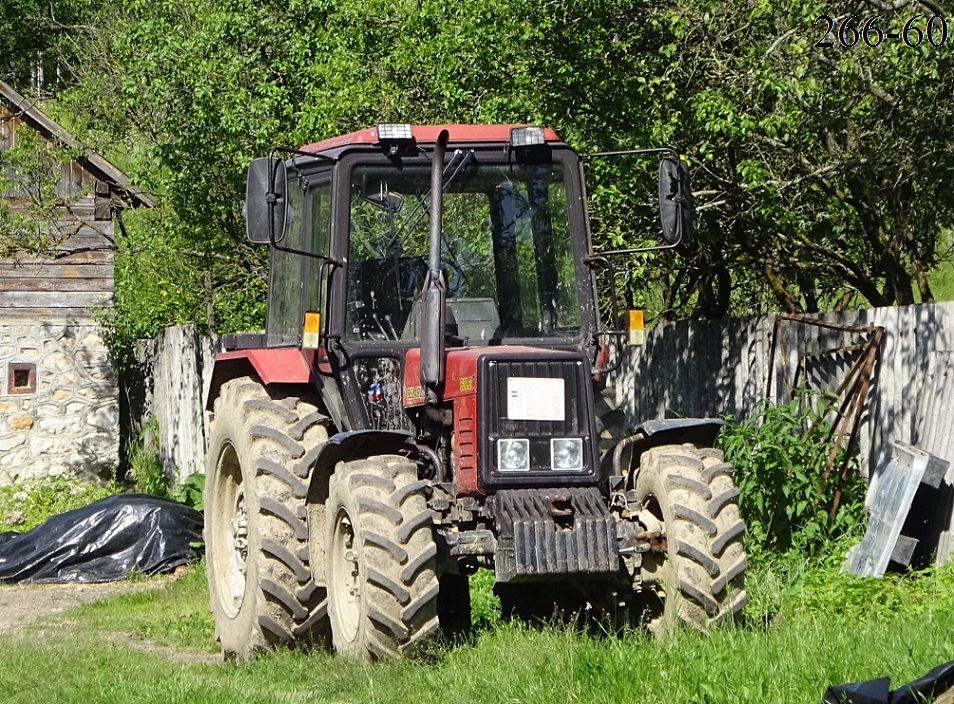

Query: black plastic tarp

[0,494,203,584]
[824,660,954,704]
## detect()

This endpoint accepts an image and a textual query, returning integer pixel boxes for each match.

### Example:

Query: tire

[631,444,747,635]
[325,454,439,659]
[204,377,330,660]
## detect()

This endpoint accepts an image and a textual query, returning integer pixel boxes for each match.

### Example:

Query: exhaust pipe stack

[419,129,449,403]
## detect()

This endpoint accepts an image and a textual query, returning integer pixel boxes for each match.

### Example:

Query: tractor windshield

[346,157,583,344]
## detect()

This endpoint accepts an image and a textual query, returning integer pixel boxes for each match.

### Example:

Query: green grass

[0,475,120,533]
[929,261,954,302]
[67,565,218,653]
[1,560,953,704]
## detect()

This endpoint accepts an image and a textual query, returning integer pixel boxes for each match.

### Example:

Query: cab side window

[266,174,332,346]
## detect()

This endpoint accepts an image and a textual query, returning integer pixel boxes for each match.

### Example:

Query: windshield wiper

[392,149,475,243]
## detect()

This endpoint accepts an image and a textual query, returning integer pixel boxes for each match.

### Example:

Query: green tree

[0,0,100,91]
[631,0,954,317]
[0,127,83,259]
[47,0,954,348]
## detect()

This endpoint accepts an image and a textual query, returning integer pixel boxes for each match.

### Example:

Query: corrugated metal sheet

[913,351,954,561]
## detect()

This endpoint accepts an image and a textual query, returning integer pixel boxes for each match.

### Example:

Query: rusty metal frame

[766,314,885,522]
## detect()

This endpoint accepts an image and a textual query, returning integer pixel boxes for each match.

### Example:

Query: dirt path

[0,574,223,664]
[0,580,166,635]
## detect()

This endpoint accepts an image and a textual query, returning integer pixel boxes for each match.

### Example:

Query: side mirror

[245,157,288,244]
[658,158,693,246]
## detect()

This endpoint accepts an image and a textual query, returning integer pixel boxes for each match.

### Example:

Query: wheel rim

[214,444,248,618]
[634,493,674,630]
[330,507,361,643]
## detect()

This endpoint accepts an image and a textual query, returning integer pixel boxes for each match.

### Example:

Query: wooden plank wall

[126,325,217,483]
[613,302,954,479]
[0,106,114,320]
[0,219,114,320]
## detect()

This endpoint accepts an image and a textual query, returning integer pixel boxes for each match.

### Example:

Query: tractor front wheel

[631,444,748,635]
[325,454,439,659]
[204,377,330,660]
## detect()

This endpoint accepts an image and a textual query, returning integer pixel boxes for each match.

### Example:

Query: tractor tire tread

[326,455,439,660]
[258,457,308,499]
[632,444,747,635]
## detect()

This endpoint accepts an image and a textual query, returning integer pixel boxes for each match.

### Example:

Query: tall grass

[0,474,120,533]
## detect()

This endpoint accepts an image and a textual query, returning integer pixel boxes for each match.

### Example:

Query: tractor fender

[306,429,429,504]
[612,418,727,476]
[206,347,315,410]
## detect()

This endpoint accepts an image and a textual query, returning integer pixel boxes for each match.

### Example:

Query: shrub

[719,390,867,561]
[125,418,172,497]
[0,474,121,533]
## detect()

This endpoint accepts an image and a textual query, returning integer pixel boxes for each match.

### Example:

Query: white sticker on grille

[507,377,565,421]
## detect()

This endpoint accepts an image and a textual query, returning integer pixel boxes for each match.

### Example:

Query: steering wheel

[442,257,465,295]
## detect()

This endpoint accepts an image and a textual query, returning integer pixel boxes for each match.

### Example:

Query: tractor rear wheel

[631,444,747,635]
[204,377,330,660]
[325,454,439,659]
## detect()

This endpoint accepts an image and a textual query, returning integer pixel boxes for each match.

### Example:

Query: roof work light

[376,123,414,141]
[510,126,546,147]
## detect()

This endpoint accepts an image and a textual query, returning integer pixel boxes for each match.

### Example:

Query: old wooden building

[0,80,152,483]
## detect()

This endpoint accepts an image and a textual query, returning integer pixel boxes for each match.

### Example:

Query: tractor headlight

[551,438,584,471]
[497,438,530,471]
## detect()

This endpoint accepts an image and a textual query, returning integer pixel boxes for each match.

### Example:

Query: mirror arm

[264,146,341,264]
[267,145,338,163]
[584,146,692,249]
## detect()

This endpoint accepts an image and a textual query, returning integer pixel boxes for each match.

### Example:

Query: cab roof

[299,124,562,155]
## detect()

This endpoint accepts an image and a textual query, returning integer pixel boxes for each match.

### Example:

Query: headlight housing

[551,438,584,471]
[497,439,530,471]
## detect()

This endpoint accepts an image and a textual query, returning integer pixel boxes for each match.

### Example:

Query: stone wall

[0,320,119,483]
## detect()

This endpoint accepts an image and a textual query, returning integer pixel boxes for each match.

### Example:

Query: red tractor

[203,124,747,660]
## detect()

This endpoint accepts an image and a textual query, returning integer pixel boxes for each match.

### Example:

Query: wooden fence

[124,325,215,483]
[612,302,954,474]
[611,302,954,562]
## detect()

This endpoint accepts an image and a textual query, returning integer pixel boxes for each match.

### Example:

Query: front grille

[478,350,598,491]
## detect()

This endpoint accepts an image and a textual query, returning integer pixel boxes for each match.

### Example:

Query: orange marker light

[302,311,321,349]
[627,309,645,347]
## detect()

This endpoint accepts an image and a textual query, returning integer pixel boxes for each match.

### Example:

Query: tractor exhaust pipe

[420,129,449,402]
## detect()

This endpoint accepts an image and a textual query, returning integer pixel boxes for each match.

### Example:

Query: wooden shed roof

[0,80,155,209]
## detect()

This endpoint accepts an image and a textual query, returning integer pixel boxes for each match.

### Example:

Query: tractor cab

[244,125,601,437]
